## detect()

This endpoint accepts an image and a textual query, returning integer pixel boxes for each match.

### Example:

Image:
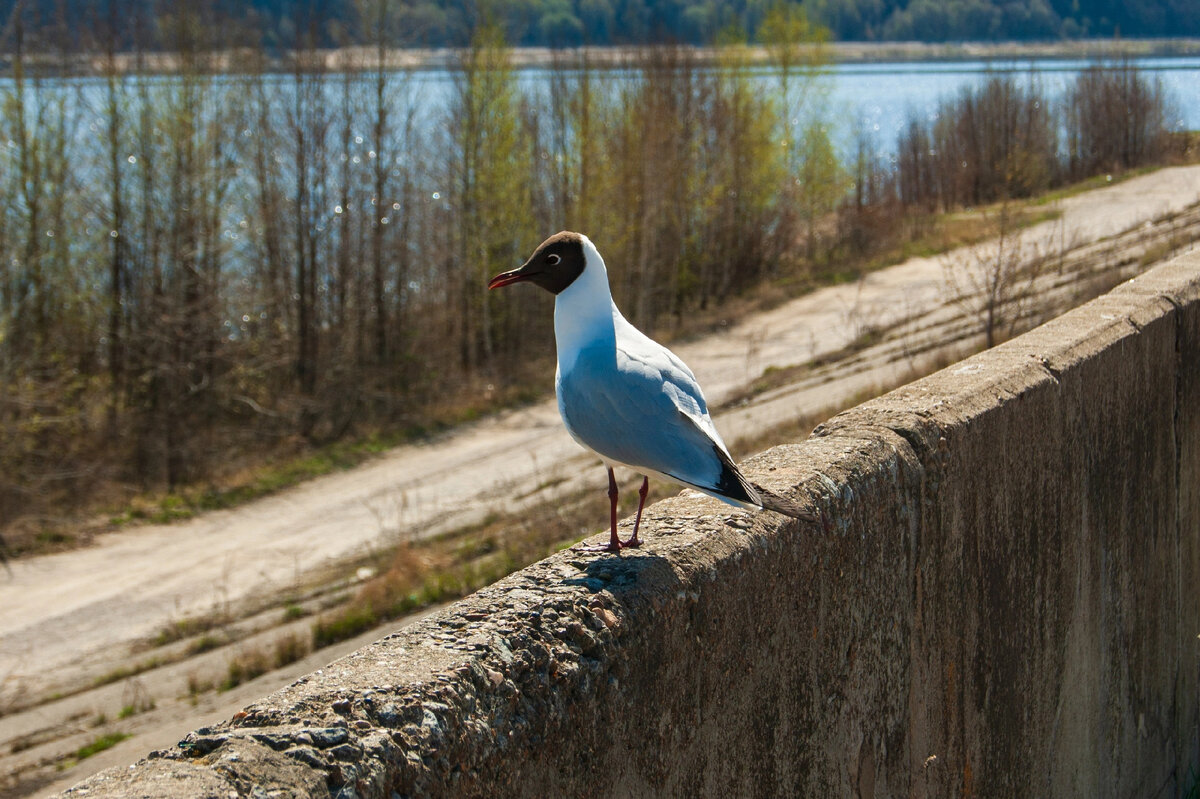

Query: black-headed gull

[489,231,811,552]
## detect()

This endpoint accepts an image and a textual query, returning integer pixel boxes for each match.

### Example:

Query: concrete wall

[65,254,1200,798]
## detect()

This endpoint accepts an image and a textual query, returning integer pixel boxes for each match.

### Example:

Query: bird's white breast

[553,235,618,375]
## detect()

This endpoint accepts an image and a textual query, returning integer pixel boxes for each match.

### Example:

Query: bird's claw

[574,541,623,554]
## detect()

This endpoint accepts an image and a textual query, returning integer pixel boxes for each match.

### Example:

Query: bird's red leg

[606,467,621,551]
[622,476,649,548]
[576,467,622,553]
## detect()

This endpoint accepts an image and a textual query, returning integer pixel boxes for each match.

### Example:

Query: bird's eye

[546,254,561,266]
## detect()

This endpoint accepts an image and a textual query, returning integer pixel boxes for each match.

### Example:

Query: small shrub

[273,632,310,667]
[221,648,271,691]
[312,605,378,650]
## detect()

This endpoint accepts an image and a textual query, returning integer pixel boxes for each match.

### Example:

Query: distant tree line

[0,0,1184,545]
[809,0,1199,41]
[0,0,1195,52]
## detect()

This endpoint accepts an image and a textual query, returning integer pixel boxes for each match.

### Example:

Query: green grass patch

[186,634,223,655]
[117,692,156,718]
[35,530,74,545]
[102,418,520,534]
[92,658,163,688]
[282,603,309,621]
[1033,166,1160,206]
[74,732,131,760]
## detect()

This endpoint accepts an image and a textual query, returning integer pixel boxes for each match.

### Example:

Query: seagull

[489,231,813,553]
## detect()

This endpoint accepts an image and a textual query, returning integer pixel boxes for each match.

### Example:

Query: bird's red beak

[488,259,540,290]
[487,269,527,290]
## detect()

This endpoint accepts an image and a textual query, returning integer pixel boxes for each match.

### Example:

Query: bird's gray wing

[556,342,751,504]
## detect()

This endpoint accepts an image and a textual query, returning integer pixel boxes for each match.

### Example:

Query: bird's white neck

[553,235,618,372]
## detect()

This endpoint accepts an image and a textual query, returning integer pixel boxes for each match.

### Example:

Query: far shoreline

[501,37,1200,68]
[5,36,1199,77]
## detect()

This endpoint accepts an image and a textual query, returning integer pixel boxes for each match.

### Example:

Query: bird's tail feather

[753,484,820,522]
[672,415,819,523]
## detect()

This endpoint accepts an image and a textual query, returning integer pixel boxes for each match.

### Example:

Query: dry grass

[220,648,272,692]
[309,479,655,649]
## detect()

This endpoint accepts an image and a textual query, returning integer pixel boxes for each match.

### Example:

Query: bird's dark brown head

[488,231,586,295]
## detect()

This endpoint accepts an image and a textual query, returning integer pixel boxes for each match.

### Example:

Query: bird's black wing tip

[712,444,758,506]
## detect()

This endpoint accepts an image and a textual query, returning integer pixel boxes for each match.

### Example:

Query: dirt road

[2,165,1198,797]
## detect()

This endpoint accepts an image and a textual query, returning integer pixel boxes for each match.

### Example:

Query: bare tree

[1065,58,1174,179]
[942,203,1051,349]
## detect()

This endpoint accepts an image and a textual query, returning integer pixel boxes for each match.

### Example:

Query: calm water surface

[830,57,1200,153]
[7,55,1197,165]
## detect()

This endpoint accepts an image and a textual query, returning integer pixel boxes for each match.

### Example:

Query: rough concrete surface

[62,254,1200,797]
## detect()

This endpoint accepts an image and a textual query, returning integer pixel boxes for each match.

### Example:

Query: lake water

[6,54,1198,186]
[827,57,1200,153]
[397,55,1200,156]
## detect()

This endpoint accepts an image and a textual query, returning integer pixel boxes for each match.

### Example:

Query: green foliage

[759,2,829,71]
[797,120,850,255]
[450,19,538,370]
[310,541,529,649]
